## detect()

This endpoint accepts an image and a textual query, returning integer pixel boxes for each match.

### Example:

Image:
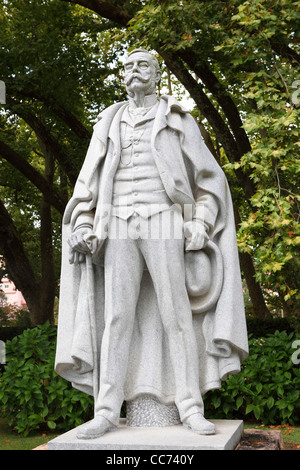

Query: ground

[0,418,299,450]
[243,423,300,450]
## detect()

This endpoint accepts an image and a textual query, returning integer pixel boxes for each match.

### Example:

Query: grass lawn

[0,418,58,451]
[0,418,299,450]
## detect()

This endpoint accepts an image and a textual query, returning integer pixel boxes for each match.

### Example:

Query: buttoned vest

[111,104,172,219]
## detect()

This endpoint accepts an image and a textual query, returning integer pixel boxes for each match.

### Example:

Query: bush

[204,330,300,425]
[0,296,31,328]
[246,317,296,337]
[1,323,299,435]
[0,326,32,342]
[0,322,93,436]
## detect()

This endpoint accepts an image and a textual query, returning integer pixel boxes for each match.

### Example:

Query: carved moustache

[125,73,149,86]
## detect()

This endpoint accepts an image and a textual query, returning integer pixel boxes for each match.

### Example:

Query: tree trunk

[233,203,271,319]
[0,199,41,325]
[239,251,271,319]
[0,145,58,325]
[35,138,57,325]
[37,196,55,325]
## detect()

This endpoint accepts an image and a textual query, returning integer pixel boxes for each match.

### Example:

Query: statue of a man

[55,49,248,440]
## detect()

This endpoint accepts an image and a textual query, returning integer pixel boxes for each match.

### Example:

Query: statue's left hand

[184,221,209,251]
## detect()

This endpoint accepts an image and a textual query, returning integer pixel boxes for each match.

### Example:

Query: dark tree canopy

[0,0,299,323]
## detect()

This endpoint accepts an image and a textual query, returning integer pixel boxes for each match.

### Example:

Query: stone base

[47,419,243,451]
[126,395,181,427]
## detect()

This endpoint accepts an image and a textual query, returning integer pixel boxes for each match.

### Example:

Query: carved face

[124,52,160,96]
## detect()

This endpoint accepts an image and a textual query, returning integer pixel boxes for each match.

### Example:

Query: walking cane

[85,252,99,415]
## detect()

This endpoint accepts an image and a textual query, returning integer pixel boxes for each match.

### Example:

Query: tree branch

[5,97,79,186]
[61,0,133,26]
[270,40,300,67]
[0,140,66,215]
[177,49,252,156]
[159,49,255,199]
[15,87,91,142]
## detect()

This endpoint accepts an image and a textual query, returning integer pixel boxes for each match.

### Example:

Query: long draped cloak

[54,95,248,404]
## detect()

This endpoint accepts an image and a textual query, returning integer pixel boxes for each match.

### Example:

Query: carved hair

[127,48,160,75]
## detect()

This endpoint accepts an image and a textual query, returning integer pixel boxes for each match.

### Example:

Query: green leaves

[236,395,244,410]
[0,322,93,435]
[0,0,299,323]
[229,102,300,309]
[267,396,275,409]
[124,0,300,316]
[219,2,300,313]
[0,0,130,321]
[1,324,300,434]
[204,330,300,425]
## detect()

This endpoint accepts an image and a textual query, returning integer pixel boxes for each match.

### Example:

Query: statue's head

[124,48,161,97]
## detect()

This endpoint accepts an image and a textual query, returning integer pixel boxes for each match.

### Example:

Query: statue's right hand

[68,227,93,253]
[68,227,94,264]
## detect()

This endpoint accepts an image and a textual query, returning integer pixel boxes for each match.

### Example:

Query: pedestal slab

[48,419,243,451]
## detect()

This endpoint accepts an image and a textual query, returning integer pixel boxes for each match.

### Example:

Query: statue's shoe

[77,415,117,439]
[183,413,215,435]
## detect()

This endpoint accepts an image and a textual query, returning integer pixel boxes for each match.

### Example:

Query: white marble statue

[55,49,248,439]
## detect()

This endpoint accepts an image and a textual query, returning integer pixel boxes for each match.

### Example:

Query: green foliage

[123,0,300,315]
[0,289,31,328]
[0,0,299,321]
[204,330,300,425]
[0,0,129,319]
[221,0,300,311]
[0,322,93,436]
[1,324,299,435]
